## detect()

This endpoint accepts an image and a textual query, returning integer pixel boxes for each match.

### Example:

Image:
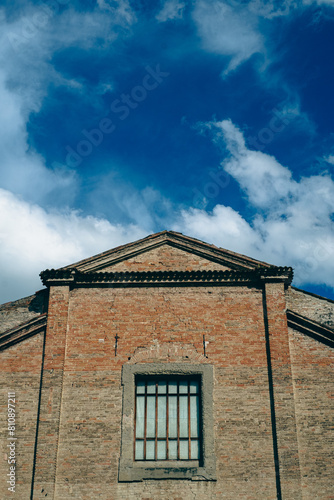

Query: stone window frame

[118,363,216,482]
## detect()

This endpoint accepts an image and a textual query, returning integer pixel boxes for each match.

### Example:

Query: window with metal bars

[134,377,201,461]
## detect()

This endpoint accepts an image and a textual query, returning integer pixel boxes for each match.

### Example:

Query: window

[134,377,201,461]
[119,363,216,482]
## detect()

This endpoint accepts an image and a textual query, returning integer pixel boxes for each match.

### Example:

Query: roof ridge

[58,230,273,272]
[291,286,334,304]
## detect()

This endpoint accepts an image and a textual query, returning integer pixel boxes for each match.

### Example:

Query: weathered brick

[1,232,333,500]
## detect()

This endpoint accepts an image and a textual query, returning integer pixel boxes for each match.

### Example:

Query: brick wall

[0,333,44,499]
[2,242,333,500]
[288,328,334,500]
[32,284,282,499]
[101,245,230,272]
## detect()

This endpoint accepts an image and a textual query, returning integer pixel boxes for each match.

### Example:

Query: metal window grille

[134,377,201,461]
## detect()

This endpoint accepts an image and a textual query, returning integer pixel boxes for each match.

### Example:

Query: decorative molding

[0,315,47,351]
[40,267,293,288]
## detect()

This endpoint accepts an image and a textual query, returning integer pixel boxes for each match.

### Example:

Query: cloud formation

[156,0,186,22]
[192,0,334,75]
[0,2,137,206]
[0,188,145,303]
[175,120,334,290]
[193,1,263,74]
[0,1,333,304]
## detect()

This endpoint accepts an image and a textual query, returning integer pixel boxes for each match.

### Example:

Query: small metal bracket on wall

[203,334,206,357]
[115,334,119,356]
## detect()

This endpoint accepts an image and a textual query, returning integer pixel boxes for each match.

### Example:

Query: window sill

[119,463,214,482]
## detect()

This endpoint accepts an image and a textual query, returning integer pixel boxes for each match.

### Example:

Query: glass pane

[157,382,167,393]
[135,440,144,460]
[179,381,188,393]
[190,395,199,438]
[147,381,156,394]
[168,440,177,460]
[135,396,145,438]
[189,381,199,394]
[179,395,188,438]
[168,396,177,438]
[146,396,156,438]
[136,381,145,394]
[168,381,177,393]
[179,440,189,459]
[157,440,167,460]
[146,440,155,460]
[157,396,167,437]
[190,440,199,459]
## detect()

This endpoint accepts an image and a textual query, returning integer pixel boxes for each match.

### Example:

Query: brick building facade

[1,231,333,499]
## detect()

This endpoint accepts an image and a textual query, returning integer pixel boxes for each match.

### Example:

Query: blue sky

[0,0,334,303]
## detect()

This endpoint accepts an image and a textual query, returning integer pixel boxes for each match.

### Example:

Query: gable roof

[0,314,47,351]
[0,290,48,334]
[287,310,334,348]
[59,230,273,273]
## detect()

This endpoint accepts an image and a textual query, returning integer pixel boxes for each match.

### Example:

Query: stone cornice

[0,315,47,351]
[40,267,293,288]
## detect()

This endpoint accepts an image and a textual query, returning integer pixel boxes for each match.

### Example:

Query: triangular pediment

[59,231,272,273]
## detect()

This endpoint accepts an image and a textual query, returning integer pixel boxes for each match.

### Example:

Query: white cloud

[207,119,295,209]
[192,0,334,76]
[0,2,333,305]
[0,65,79,205]
[0,188,146,303]
[175,119,334,290]
[325,155,334,165]
[1,111,333,303]
[0,4,137,205]
[86,171,174,233]
[192,0,263,75]
[97,0,137,25]
[302,0,334,5]
[156,0,186,22]
[248,0,334,18]
[248,0,297,18]
[176,205,259,254]
[0,4,153,304]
